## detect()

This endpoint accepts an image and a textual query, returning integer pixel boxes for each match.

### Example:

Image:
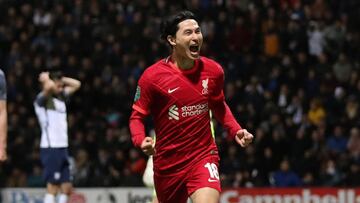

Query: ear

[167,35,176,46]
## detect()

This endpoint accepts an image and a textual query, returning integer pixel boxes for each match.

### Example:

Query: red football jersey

[132,56,239,175]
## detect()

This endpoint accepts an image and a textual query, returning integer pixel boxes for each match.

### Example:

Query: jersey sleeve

[0,70,6,100]
[129,110,147,148]
[132,72,154,115]
[209,62,242,139]
[34,92,46,106]
[210,63,225,102]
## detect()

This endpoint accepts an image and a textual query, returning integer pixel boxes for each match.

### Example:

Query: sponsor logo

[9,191,43,203]
[220,189,360,203]
[69,193,86,203]
[202,78,209,95]
[54,172,61,180]
[127,192,153,203]
[168,103,209,120]
[134,86,141,102]
[181,103,208,117]
[208,178,219,183]
[168,105,179,120]
[168,87,179,93]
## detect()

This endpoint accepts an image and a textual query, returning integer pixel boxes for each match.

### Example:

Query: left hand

[0,148,7,161]
[235,129,254,147]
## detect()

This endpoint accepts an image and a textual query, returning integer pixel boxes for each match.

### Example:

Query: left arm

[62,77,81,95]
[210,63,253,147]
[210,99,253,147]
[210,99,241,139]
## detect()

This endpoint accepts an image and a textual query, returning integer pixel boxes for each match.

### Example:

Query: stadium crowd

[0,0,359,188]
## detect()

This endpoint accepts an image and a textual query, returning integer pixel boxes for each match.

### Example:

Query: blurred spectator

[6,167,27,187]
[323,20,346,56]
[319,159,343,186]
[333,53,353,84]
[264,20,279,57]
[347,127,360,163]
[344,161,360,186]
[307,97,326,126]
[73,149,92,187]
[307,21,325,57]
[271,159,302,187]
[26,164,45,187]
[326,125,348,154]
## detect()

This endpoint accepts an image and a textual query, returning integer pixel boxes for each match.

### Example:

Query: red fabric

[130,158,147,175]
[129,110,146,148]
[154,155,221,203]
[210,100,242,139]
[129,56,242,176]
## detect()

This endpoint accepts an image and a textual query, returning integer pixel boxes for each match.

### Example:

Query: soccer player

[34,71,81,203]
[0,69,7,162]
[129,11,253,203]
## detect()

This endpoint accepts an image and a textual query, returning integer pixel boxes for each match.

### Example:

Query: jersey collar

[164,56,200,74]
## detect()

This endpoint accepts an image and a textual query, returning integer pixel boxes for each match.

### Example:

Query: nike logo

[208,178,219,182]
[168,87,179,93]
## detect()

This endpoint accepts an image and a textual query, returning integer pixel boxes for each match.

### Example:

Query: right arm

[129,110,147,148]
[0,70,7,161]
[38,72,56,97]
[129,110,155,155]
[129,73,155,155]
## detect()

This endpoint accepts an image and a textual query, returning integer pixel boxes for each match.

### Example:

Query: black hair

[49,70,63,80]
[160,11,197,43]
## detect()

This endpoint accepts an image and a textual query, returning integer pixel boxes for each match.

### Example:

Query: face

[53,79,64,94]
[168,19,203,60]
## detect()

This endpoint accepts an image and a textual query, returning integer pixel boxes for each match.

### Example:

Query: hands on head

[38,72,57,93]
[141,137,155,156]
[38,72,50,83]
[235,129,254,147]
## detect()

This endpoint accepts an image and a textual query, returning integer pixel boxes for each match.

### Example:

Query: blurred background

[0,0,359,194]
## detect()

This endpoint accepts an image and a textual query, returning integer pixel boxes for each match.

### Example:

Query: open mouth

[189,45,199,53]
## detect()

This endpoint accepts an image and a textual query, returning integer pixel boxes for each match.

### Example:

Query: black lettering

[128,192,153,203]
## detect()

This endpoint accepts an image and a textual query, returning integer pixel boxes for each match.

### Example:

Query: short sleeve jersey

[34,92,69,148]
[133,56,225,175]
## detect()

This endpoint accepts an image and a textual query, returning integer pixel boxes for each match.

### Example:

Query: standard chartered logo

[181,103,208,117]
[168,103,209,120]
[168,105,179,120]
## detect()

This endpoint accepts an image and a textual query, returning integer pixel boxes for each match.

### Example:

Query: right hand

[39,72,56,92]
[0,148,7,162]
[38,72,50,83]
[141,137,155,156]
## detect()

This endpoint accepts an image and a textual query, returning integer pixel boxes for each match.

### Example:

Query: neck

[171,52,195,70]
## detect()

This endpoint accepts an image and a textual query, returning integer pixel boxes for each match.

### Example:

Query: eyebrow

[183,26,200,32]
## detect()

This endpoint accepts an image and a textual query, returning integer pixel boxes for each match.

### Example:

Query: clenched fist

[141,137,155,156]
[235,129,254,147]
